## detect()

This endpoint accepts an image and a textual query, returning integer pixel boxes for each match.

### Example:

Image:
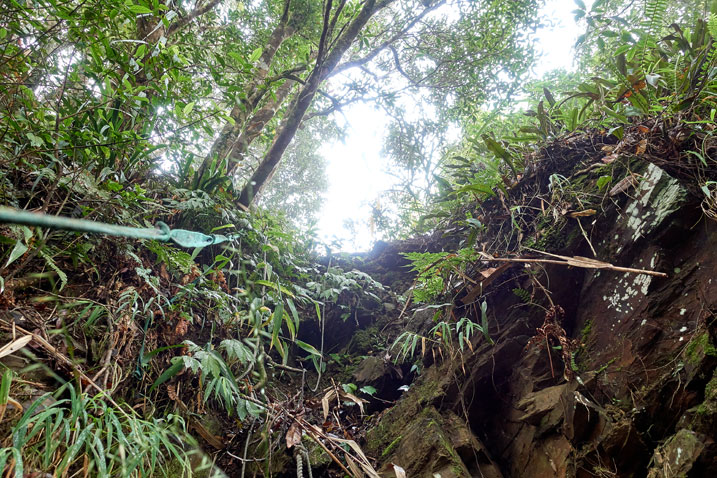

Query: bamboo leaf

[296,340,321,357]
[150,359,184,392]
[5,240,28,267]
[270,302,284,350]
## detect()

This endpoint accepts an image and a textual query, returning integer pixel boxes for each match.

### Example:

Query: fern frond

[708,13,717,38]
[639,0,668,71]
[512,287,532,304]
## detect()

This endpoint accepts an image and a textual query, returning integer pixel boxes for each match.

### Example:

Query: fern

[695,15,717,97]
[709,14,717,38]
[38,247,67,291]
[512,287,532,304]
[639,0,668,72]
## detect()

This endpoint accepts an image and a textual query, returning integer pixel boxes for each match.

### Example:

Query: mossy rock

[301,435,331,468]
[346,327,380,354]
[684,333,717,365]
[369,407,502,478]
[156,448,226,478]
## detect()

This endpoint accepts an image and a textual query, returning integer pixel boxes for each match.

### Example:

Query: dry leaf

[322,388,367,419]
[566,256,609,269]
[190,418,223,449]
[601,153,618,164]
[286,422,302,449]
[637,125,650,134]
[342,392,367,416]
[167,384,177,401]
[331,437,382,478]
[635,138,647,156]
[174,318,188,337]
[321,389,334,421]
[393,464,407,478]
[568,209,596,218]
[609,175,637,197]
[479,267,497,279]
[0,335,32,359]
[346,456,363,478]
[159,263,170,282]
[461,263,511,304]
[421,336,426,357]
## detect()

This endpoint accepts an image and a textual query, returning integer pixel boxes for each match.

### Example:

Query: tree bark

[196,0,295,183]
[237,0,395,207]
[226,78,297,175]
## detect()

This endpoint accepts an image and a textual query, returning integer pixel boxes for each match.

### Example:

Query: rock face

[363,160,717,477]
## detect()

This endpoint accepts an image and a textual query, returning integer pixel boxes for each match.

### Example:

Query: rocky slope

[349,128,717,478]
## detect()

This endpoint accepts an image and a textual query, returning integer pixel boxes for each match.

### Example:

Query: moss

[302,436,331,467]
[382,435,403,457]
[436,430,465,476]
[346,327,379,354]
[580,320,593,342]
[705,373,717,399]
[533,216,582,252]
[685,333,717,364]
[365,417,396,456]
[595,357,617,375]
[573,320,595,371]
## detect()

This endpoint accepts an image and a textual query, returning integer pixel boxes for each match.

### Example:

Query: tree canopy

[0,0,542,218]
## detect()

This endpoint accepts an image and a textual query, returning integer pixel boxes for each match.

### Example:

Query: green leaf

[270,302,284,350]
[296,340,321,357]
[543,87,556,107]
[129,5,153,14]
[183,102,195,116]
[482,134,518,177]
[286,298,301,337]
[249,47,263,63]
[11,448,22,478]
[26,132,44,147]
[596,175,612,191]
[57,424,94,475]
[254,279,295,297]
[314,300,322,323]
[359,385,377,396]
[38,249,67,291]
[5,240,28,267]
[150,359,184,392]
[573,0,585,10]
[0,370,12,405]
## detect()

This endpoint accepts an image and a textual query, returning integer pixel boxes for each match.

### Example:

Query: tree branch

[166,0,222,37]
[238,0,399,206]
[316,0,334,63]
[332,0,442,75]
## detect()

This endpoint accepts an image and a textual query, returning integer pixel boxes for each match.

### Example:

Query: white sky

[317,0,591,252]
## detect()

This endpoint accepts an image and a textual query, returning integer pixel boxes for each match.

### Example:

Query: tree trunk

[226,78,297,176]
[196,0,295,183]
[237,0,394,207]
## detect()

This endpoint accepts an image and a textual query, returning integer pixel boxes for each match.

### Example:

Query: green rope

[0,206,234,249]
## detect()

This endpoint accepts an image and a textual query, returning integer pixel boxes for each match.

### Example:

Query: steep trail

[340,129,717,477]
[1,123,715,478]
